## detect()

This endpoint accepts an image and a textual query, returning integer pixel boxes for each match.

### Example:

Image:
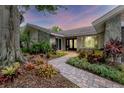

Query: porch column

[61,38,66,50]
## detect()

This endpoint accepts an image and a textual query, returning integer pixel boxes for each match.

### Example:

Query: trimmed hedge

[67,57,124,84]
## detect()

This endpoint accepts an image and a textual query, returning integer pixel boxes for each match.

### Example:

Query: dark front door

[56,38,61,50]
[66,38,77,50]
[59,39,61,50]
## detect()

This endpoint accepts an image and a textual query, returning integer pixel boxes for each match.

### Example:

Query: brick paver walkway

[48,52,124,88]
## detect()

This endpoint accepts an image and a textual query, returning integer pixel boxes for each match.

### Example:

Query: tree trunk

[0,6,25,66]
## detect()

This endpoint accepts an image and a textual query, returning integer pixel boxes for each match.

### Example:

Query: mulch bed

[0,54,78,88]
[0,68,78,88]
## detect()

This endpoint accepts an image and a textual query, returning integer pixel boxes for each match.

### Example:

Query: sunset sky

[22,5,117,30]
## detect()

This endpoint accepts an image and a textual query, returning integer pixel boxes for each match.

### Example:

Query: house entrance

[56,38,61,50]
[66,38,77,51]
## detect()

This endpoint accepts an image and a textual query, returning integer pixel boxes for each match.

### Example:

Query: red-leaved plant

[104,38,124,63]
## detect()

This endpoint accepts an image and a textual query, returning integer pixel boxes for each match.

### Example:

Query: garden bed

[67,57,124,85]
[0,55,78,88]
[0,69,78,88]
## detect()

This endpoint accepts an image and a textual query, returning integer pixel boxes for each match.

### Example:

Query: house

[24,6,124,62]
[24,24,100,51]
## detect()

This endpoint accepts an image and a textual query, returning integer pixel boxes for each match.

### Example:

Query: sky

[22,5,117,30]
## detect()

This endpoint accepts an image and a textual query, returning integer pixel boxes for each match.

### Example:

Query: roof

[25,23,97,37]
[57,26,97,37]
[92,6,124,27]
[26,23,52,34]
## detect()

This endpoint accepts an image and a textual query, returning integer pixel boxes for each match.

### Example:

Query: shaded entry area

[66,38,77,50]
[56,38,61,50]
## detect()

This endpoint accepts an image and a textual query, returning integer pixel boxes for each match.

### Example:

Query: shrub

[56,51,67,57]
[79,49,105,64]
[87,54,105,64]
[34,57,44,66]
[0,62,21,83]
[67,57,124,84]
[35,63,58,78]
[1,62,20,77]
[79,50,86,58]
[29,41,52,54]
[24,62,35,71]
[47,51,67,59]
[2,66,17,76]
[21,47,30,53]
[104,38,124,63]
[116,64,124,72]
[79,49,94,59]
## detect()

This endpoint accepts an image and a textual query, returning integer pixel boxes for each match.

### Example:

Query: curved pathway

[48,52,124,88]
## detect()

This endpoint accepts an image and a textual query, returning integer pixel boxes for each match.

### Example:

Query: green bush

[23,41,52,54]
[21,47,30,53]
[47,51,67,58]
[116,64,124,72]
[67,57,124,84]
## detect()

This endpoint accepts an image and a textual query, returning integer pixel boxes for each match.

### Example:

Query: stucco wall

[104,15,121,45]
[61,38,66,50]
[104,15,124,63]
[29,30,38,43]
[97,33,104,49]
[38,30,50,43]
[77,36,82,51]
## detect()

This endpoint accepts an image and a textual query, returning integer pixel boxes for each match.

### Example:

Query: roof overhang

[92,6,124,33]
[51,33,64,37]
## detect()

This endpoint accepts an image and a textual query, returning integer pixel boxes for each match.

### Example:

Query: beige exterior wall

[97,33,104,49]
[61,38,66,50]
[29,30,38,43]
[77,36,82,51]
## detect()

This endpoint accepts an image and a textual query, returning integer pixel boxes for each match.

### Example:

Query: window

[69,40,73,48]
[74,39,77,48]
[84,36,97,48]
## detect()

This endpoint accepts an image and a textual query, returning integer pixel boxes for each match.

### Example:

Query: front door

[66,38,77,50]
[56,38,61,50]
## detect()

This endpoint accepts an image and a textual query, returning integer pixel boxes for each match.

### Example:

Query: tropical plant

[24,62,35,71]
[34,57,44,66]
[1,62,20,76]
[87,54,105,64]
[35,63,58,78]
[104,38,124,63]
